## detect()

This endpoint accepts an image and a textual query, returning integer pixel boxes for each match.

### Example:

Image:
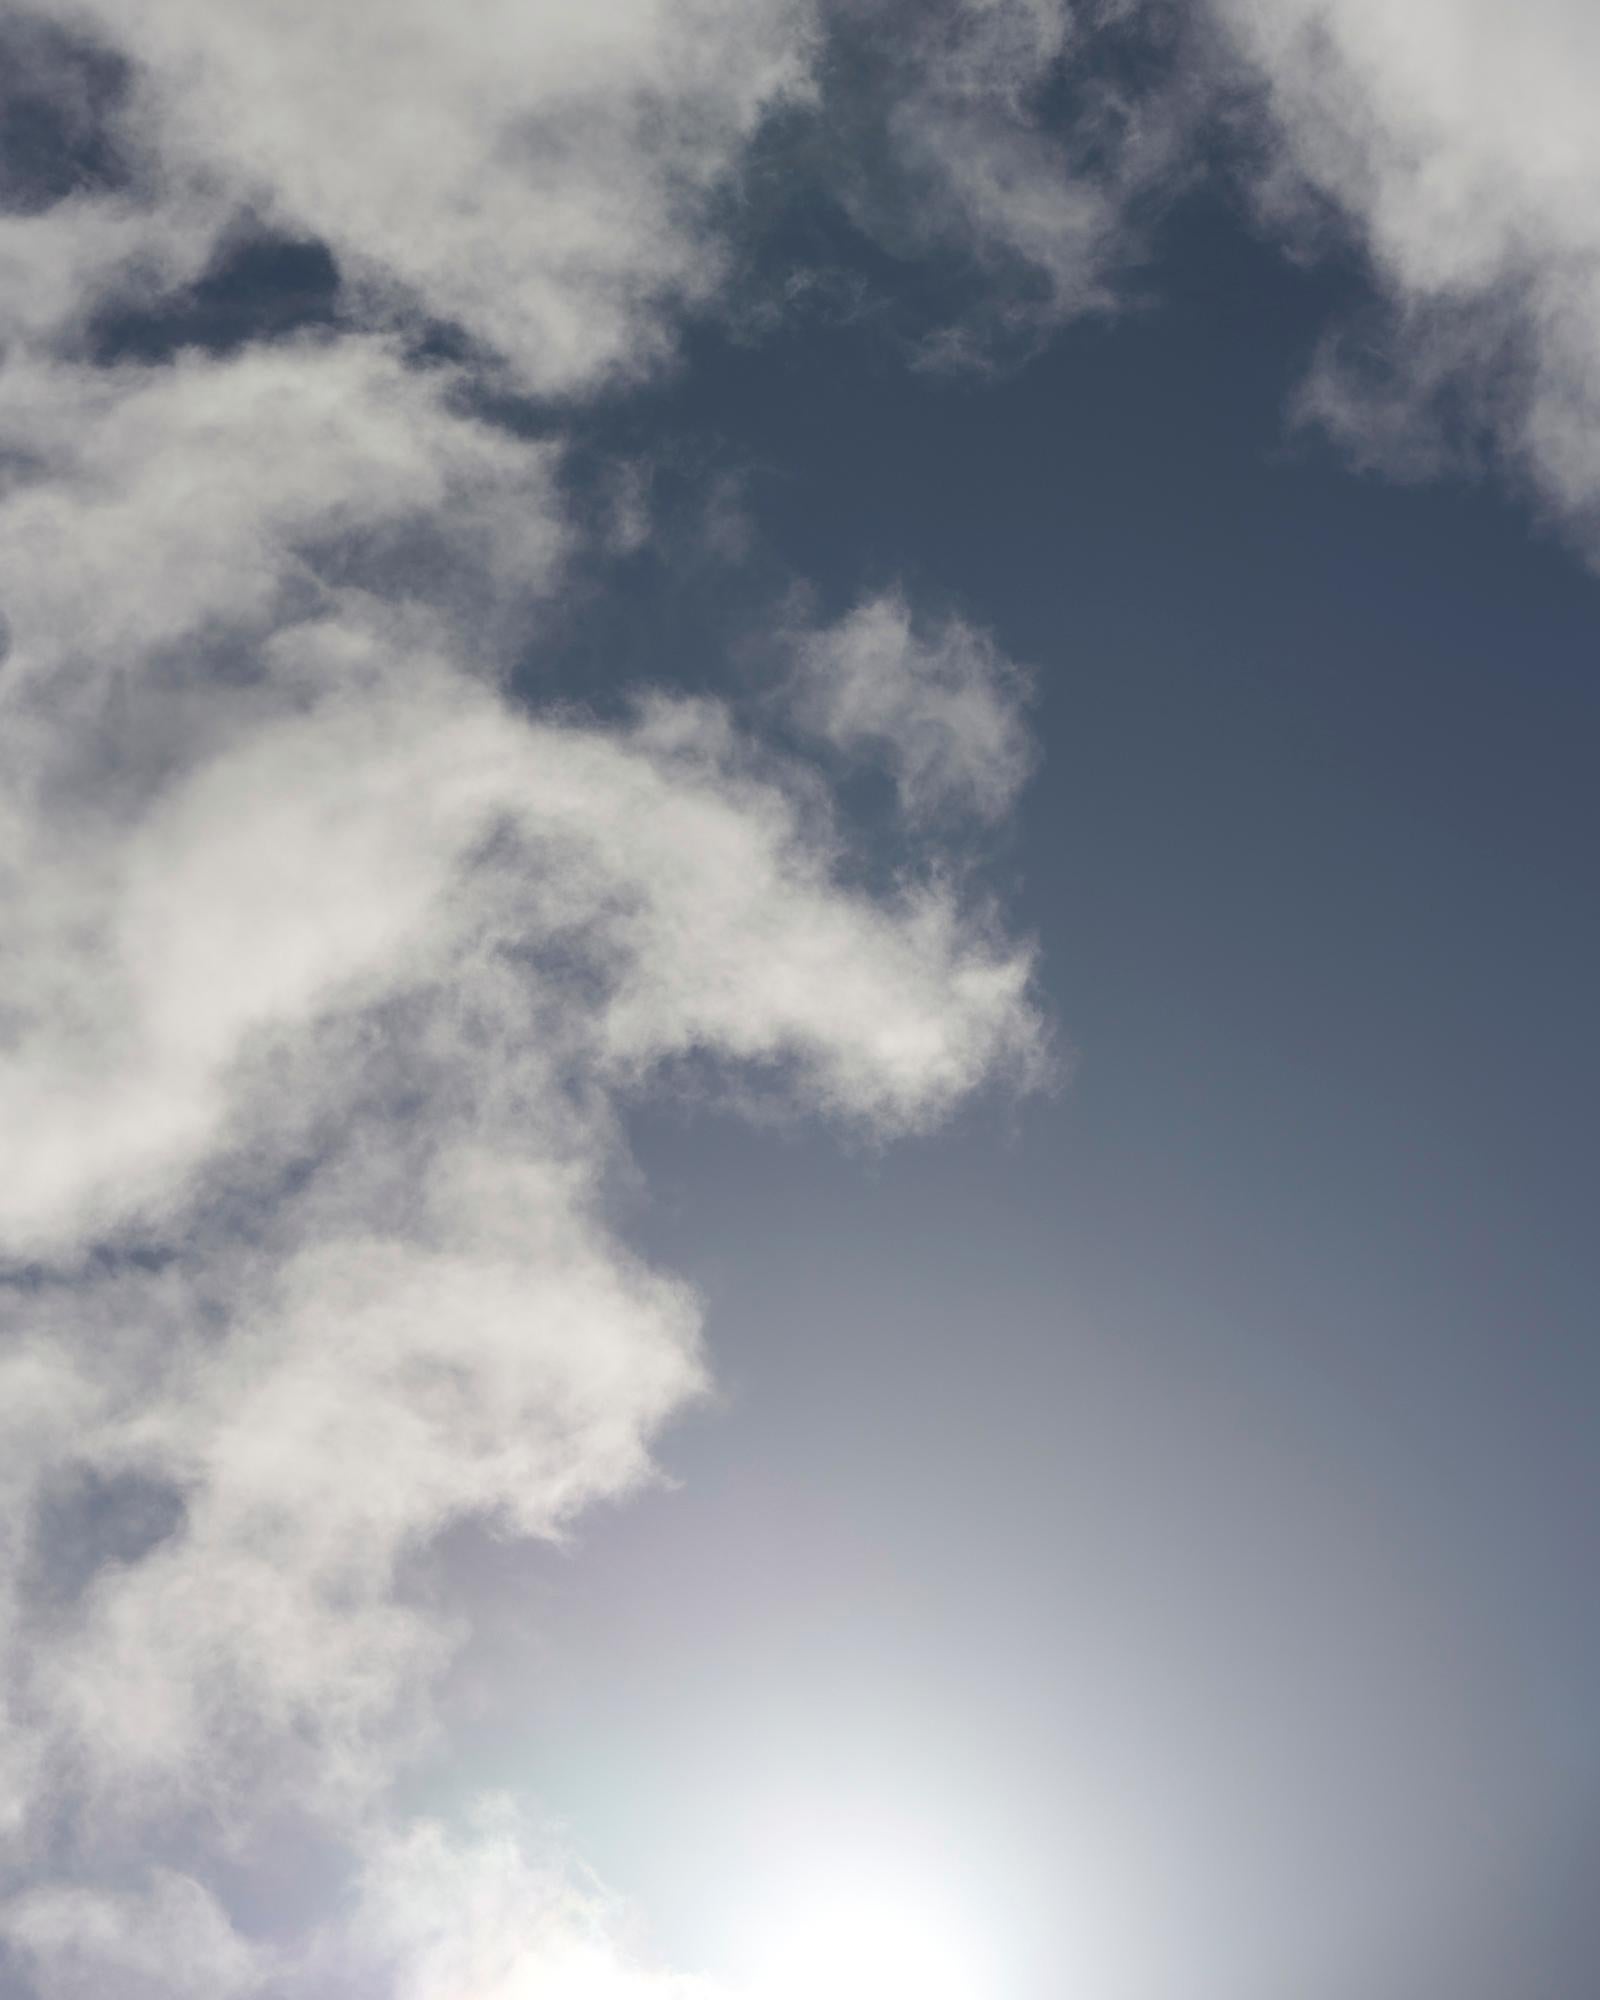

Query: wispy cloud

[872,0,1183,339]
[788,589,1035,824]
[731,1,1200,367]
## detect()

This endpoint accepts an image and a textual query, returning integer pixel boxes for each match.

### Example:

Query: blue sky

[2,6,1599,1998]
[530,181,1600,1999]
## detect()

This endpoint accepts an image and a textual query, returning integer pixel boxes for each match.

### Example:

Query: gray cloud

[818,0,1198,363]
[1,1869,267,2000]
[882,0,1163,320]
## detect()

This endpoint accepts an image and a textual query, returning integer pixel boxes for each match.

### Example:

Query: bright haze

[1,4,1598,1997]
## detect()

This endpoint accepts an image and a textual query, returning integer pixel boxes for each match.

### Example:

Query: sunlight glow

[749,1882,990,2000]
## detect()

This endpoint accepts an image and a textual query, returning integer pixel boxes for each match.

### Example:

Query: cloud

[0,543,1041,1847]
[4,0,814,388]
[816,0,1198,362]
[1214,0,1600,548]
[0,1870,267,2000]
[2,0,1196,381]
[0,338,565,674]
[0,5,1048,1990]
[2,1816,736,1999]
[0,342,568,1255]
[788,589,1035,823]
[317,1810,730,2000]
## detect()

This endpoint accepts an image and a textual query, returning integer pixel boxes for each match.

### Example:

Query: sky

[1,4,1599,1998]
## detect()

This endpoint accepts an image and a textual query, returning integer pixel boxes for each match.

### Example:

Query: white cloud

[0,595,1039,1260]
[0,580,1040,1848]
[0,190,223,351]
[0,345,568,1257]
[1215,0,1600,544]
[2,1817,734,2000]
[0,6,1049,1993]
[789,589,1034,823]
[12,0,813,390]
[0,338,566,680]
[1,0,1191,379]
[317,1810,729,2000]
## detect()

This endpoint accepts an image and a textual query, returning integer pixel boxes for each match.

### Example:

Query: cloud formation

[0,4,1049,1992]
[323,1812,730,2000]
[2,0,812,388]
[17,4,1593,1993]
[1,1870,266,2000]
[825,0,1195,360]
[1216,0,1600,548]
[789,589,1034,823]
